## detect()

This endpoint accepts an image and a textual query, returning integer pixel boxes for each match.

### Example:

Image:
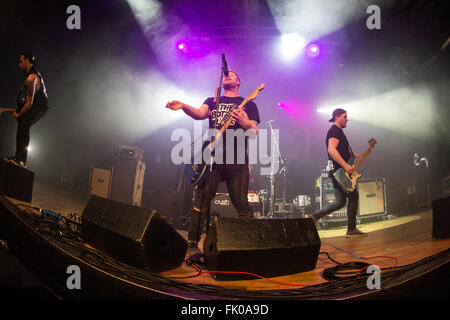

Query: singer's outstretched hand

[166,100,184,110]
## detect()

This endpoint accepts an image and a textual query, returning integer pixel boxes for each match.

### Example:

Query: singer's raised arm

[166,101,210,120]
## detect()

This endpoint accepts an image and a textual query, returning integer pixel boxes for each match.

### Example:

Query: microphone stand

[204,54,227,234]
[266,120,285,218]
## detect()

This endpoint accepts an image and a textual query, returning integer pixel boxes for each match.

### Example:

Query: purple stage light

[306,43,320,57]
[176,41,187,53]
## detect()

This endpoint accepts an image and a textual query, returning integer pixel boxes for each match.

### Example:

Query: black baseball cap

[329,108,347,122]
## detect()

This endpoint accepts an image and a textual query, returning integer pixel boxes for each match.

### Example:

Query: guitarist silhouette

[166,69,261,257]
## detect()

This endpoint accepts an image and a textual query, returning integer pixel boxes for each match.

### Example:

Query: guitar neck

[218,99,248,134]
[352,146,372,171]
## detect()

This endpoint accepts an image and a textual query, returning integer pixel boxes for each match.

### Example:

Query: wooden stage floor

[3,180,450,298]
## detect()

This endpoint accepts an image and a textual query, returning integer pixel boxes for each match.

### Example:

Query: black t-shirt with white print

[326,124,353,171]
[203,96,260,164]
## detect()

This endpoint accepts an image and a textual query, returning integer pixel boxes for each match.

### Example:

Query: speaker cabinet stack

[89,146,146,207]
[109,158,145,207]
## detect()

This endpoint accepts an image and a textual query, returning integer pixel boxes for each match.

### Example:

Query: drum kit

[245,190,311,218]
[246,120,312,218]
[208,119,313,219]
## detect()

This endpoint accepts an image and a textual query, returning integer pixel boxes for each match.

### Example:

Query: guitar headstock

[247,84,265,101]
[368,138,377,148]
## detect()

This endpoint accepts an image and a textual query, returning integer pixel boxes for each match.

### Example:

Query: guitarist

[3,52,48,168]
[166,70,260,256]
[307,108,369,238]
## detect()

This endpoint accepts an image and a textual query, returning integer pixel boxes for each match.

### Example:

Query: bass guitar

[187,84,265,186]
[333,138,377,193]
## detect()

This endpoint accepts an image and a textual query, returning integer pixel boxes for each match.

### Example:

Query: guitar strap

[348,144,355,165]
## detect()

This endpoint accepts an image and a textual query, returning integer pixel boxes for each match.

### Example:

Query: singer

[166,69,260,258]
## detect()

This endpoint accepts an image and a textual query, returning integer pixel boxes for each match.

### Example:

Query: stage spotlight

[176,41,187,52]
[278,33,307,61]
[306,43,320,57]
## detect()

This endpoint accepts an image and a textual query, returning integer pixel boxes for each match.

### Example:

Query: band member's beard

[223,83,236,90]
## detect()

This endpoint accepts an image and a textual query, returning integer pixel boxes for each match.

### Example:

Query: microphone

[221,53,229,76]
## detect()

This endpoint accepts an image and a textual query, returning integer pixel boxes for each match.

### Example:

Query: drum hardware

[266,120,285,218]
[258,189,268,217]
[274,200,294,215]
[293,195,312,216]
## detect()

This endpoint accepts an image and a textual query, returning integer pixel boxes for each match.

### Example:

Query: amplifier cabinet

[314,176,387,227]
[89,167,111,199]
[109,158,146,207]
[357,177,387,216]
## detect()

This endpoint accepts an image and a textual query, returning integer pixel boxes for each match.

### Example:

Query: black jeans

[188,164,253,242]
[16,107,47,163]
[312,176,359,231]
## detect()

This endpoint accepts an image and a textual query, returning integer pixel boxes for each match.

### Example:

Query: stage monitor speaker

[81,196,187,272]
[432,196,450,239]
[203,217,321,280]
[0,159,34,202]
[109,158,145,207]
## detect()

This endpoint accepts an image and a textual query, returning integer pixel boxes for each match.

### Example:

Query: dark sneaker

[346,229,368,238]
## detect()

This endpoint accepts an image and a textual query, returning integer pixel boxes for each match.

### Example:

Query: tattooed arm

[13,74,38,118]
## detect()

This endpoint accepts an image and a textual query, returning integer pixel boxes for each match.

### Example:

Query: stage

[0,180,449,300]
